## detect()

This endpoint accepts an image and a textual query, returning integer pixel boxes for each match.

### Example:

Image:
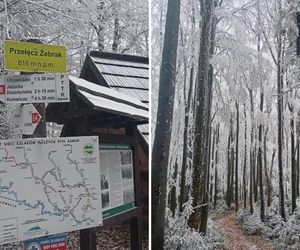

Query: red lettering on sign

[0,85,5,95]
[41,243,66,250]
[32,112,41,124]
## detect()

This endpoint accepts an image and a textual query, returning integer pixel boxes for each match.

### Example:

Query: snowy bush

[236,199,300,249]
[164,199,224,249]
[236,201,284,239]
[236,209,266,236]
[276,202,300,250]
[264,205,285,239]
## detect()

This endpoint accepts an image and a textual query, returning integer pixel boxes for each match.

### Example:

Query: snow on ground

[217,210,274,250]
[164,200,224,249]
[236,199,300,250]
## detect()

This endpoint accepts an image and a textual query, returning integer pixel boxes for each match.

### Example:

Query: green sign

[102,202,135,219]
[4,40,66,73]
[84,143,94,156]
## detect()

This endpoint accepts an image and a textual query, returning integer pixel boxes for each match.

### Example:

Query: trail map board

[99,144,135,218]
[0,136,102,244]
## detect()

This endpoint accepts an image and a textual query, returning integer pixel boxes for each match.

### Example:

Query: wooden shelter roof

[46,76,148,127]
[80,51,149,142]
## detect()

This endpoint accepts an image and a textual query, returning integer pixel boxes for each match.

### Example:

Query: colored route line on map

[0,144,95,225]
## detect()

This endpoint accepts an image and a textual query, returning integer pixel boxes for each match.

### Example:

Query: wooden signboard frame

[61,128,143,250]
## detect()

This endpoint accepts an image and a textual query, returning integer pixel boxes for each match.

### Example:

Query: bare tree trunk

[297,138,300,197]
[188,0,214,233]
[276,2,286,219]
[249,88,254,214]
[254,129,258,203]
[112,16,121,52]
[258,92,265,221]
[152,0,181,248]
[214,123,220,209]
[290,104,297,213]
[96,2,105,51]
[266,147,275,207]
[243,104,247,210]
[169,160,178,216]
[235,101,239,212]
[226,115,234,207]
[179,5,196,213]
[210,128,216,203]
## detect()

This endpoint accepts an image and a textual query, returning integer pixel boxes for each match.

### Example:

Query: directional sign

[4,40,66,73]
[0,74,69,103]
[11,104,41,135]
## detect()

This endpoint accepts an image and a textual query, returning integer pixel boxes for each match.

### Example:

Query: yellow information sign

[4,40,66,73]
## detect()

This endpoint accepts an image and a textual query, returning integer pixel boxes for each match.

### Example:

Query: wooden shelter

[46,75,148,249]
[79,51,149,227]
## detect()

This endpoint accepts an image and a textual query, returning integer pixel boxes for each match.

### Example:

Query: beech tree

[152,0,181,248]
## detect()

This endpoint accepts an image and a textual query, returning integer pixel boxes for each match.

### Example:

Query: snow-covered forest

[152,0,300,249]
[0,0,148,138]
[0,0,148,74]
[0,1,148,249]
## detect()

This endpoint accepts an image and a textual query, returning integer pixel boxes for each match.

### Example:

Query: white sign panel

[99,144,135,218]
[0,136,102,244]
[0,73,69,103]
[11,104,41,135]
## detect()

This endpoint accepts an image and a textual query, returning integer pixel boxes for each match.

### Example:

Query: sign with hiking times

[99,144,135,219]
[0,136,102,245]
[4,40,66,73]
[0,74,69,103]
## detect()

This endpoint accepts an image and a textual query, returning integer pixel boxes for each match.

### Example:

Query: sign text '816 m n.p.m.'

[4,40,66,73]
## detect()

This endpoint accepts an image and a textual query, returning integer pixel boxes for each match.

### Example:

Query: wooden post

[80,228,96,250]
[130,209,142,250]
[131,128,142,250]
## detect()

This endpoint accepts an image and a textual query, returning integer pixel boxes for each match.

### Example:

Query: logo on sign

[83,143,94,156]
[25,242,41,250]
[0,85,5,95]
[24,225,48,238]
[32,112,40,124]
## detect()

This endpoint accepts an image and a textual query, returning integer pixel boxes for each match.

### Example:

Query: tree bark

[210,128,216,203]
[243,104,247,210]
[248,88,254,214]
[290,105,296,213]
[276,4,286,219]
[112,16,121,52]
[226,115,234,207]
[169,160,178,216]
[188,0,214,233]
[214,123,220,209]
[297,138,300,197]
[235,101,239,212]
[179,66,194,212]
[258,91,265,222]
[152,0,181,248]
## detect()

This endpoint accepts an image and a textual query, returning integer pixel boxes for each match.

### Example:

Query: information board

[99,144,135,218]
[0,136,102,245]
[4,40,66,73]
[0,74,69,103]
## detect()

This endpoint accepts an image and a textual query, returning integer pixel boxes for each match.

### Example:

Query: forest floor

[215,210,274,250]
